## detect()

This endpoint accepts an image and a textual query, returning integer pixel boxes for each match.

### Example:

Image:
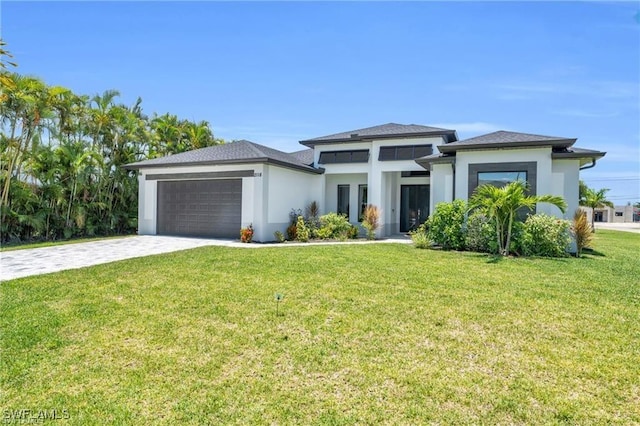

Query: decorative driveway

[0,236,238,281]
[1,235,412,281]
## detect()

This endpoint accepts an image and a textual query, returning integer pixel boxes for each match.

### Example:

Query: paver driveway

[0,236,237,281]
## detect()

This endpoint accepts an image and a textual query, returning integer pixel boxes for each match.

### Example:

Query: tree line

[1,40,223,243]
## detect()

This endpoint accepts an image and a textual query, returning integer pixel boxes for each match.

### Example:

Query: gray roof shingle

[289,149,314,166]
[300,123,457,146]
[439,130,576,153]
[125,140,322,173]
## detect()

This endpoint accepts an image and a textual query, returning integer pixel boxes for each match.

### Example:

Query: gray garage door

[157,179,242,238]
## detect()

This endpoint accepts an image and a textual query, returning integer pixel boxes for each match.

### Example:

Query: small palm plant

[361,204,380,240]
[469,181,567,256]
[581,187,613,232]
[572,209,593,257]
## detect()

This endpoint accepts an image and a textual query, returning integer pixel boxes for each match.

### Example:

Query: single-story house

[583,205,640,223]
[125,123,606,241]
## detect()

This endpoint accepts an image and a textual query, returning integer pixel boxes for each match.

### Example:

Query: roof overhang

[438,138,576,154]
[124,158,324,175]
[415,154,456,170]
[300,130,458,148]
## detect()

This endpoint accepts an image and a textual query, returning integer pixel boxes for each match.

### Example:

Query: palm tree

[581,187,614,232]
[469,180,567,256]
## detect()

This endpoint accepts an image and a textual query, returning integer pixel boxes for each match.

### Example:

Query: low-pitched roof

[438,130,576,153]
[124,140,323,174]
[289,148,314,166]
[300,123,458,146]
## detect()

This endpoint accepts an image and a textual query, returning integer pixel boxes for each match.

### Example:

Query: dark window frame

[378,144,433,161]
[468,162,537,198]
[358,184,368,222]
[337,185,350,217]
[319,150,370,164]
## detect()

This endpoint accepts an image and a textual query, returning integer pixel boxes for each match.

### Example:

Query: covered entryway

[157,179,242,238]
[400,184,429,232]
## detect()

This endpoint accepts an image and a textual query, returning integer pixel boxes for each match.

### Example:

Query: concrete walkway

[1,235,411,281]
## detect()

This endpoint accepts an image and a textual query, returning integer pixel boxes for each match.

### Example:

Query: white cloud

[550,109,620,118]
[496,80,639,100]
[431,122,504,135]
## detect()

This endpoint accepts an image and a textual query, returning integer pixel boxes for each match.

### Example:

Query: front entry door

[400,185,429,232]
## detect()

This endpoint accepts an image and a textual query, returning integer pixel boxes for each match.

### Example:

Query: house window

[358,185,368,221]
[615,212,623,217]
[477,171,527,188]
[319,150,369,164]
[468,162,537,198]
[378,144,433,161]
[337,185,350,217]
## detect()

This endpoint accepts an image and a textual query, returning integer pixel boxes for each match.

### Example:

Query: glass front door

[400,185,429,232]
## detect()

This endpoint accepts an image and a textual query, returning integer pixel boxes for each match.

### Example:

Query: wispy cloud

[432,122,504,135]
[550,109,620,118]
[496,80,639,100]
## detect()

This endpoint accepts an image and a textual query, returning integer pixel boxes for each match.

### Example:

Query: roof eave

[124,157,323,175]
[439,139,576,154]
[300,130,457,147]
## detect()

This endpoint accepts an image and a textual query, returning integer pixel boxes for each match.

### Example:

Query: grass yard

[1,231,639,424]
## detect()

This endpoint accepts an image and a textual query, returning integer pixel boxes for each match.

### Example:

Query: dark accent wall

[146,170,254,180]
[319,150,370,164]
[468,162,537,198]
[379,144,433,161]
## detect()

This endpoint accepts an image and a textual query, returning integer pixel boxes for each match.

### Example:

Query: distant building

[583,205,640,223]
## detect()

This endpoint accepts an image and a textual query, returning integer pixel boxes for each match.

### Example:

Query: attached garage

[157,179,241,238]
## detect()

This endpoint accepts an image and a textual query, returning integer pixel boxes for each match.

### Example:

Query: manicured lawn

[1,231,638,424]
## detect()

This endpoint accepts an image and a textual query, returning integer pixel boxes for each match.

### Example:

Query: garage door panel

[157,179,242,238]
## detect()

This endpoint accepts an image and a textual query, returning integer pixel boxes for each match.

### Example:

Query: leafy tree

[0,46,224,243]
[469,181,567,256]
[581,187,614,232]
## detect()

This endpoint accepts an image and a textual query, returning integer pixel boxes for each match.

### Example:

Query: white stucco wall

[324,174,368,224]
[429,163,454,214]
[552,159,580,219]
[263,165,323,241]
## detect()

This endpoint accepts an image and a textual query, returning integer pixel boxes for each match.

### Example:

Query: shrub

[240,224,254,243]
[465,212,498,254]
[361,204,380,240]
[286,224,297,241]
[410,223,430,249]
[289,208,302,225]
[347,225,359,239]
[304,201,321,238]
[426,200,467,250]
[316,212,352,240]
[521,214,571,257]
[273,230,285,243]
[572,209,593,257]
[295,216,310,242]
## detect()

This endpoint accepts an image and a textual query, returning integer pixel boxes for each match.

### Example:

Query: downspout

[580,158,597,170]
[451,161,456,200]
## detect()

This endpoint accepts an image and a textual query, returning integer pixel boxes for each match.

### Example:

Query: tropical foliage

[426,199,467,250]
[0,42,222,243]
[580,186,614,232]
[469,181,567,256]
[361,204,380,240]
[520,214,571,257]
[572,209,593,257]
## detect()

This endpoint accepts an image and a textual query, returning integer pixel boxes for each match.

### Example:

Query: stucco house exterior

[125,123,606,242]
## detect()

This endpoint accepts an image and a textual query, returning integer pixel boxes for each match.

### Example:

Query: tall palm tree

[581,187,614,232]
[469,180,567,256]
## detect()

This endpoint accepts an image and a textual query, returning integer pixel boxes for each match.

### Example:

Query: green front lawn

[1,231,638,424]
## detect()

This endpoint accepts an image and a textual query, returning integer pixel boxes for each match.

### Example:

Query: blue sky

[3,1,639,204]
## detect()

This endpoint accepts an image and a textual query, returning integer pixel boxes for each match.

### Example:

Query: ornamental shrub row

[412,201,572,257]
